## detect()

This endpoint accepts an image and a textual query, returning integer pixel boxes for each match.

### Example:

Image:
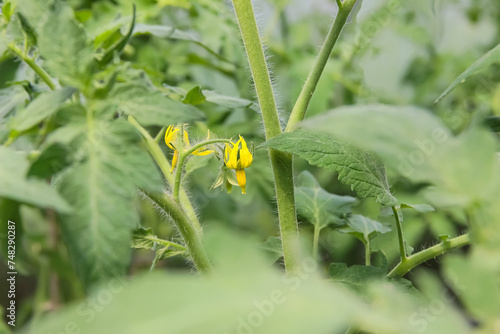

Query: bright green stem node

[141,190,213,274]
[232,0,300,275]
[128,116,203,236]
[285,0,359,132]
[388,234,471,278]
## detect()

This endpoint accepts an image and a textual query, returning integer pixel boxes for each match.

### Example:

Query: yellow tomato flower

[224,135,253,194]
[165,125,213,172]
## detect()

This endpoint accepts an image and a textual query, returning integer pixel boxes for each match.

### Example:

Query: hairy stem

[172,139,232,202]
[388,234,471,278]
[232,0,300,275]
[142,190,213,274]
[392,206,408,262]
[9,43,56,90]
[285,0,359,132]
[128,116,203,236]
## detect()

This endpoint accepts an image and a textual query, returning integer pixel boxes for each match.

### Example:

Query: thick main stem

[285,0,359,132]
[388,234,471,278]
[142,190,213,274]
[232,0,300,275]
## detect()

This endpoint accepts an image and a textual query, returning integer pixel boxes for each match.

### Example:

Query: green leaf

[338,215,390,245]
[57,119,163,288]
[185,154,212,177]
[132,226,186,269]
[21,227,384,334]
[96,4,136,66]
[260,236,283,264]
[0,147,70,212]
[27,143,71,178]
[302,105,451,180]
[132,226,157,249]
[182,86,206,105]
[202,90,254,109]
[16,0,50,32]
[262,130,397,206]
[329,263,386,293]
[37,2,93,88]
[164,85,254,109]
[400,203,435,213]
[20,227,470,334]
[443,254,500,320]
[108,84,204,126]
[295,171,356,229]
[0,85,29,119]
[16,12,37,45]
[131,23,231,63]
[10,88,75,131]
[302,105,499,207]
[435,43,500,103]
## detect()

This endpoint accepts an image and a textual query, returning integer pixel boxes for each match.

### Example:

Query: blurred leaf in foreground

[21,228,471,334]
[0,146,70,212]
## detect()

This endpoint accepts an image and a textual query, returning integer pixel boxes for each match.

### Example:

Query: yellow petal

[238,135,253,168]
[235,169,247,194]
[226,138,241,169]
[170,150,179,172]
[224,143,232,166]
[183,130,190,148]
[165,125,179,149]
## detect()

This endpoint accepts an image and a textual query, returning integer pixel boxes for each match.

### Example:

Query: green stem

[365,239,371,266]
[312,225,321,259]
[141,190,213,274]
[8,43,56,90]
[392,206,408,262]
[145,236,187,251]
[128,116,203,236]
[172,139,232,201]
[388,234,471,278]
[231,0,282,139]
[232,0,301,276]
[285,0,359,132]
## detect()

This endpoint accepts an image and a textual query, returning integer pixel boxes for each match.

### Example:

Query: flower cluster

[164,125,213,172]
[164,125,253,194]
[223,136,253,194]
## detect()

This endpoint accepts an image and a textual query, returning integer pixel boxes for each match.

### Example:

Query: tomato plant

[1,0,500,333]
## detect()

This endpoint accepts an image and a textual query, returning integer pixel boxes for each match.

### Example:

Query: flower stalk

[388,234,471,278]
[172,138,232,202]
